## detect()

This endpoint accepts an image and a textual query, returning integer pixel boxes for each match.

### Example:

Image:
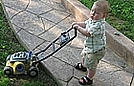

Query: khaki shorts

[81,47,105,70]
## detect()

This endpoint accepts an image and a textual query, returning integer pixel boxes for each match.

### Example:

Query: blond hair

[94,0,110,14]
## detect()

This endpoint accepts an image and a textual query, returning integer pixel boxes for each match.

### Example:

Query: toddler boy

[72,0,109,85]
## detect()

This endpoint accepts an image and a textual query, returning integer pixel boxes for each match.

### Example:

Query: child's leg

[78,69,95,85]
[87,69,96,80]
[82,57,84,66]
[79,48,105,85]
[74,58,87,72]
[82,57,95,79]
[74,51,87,72]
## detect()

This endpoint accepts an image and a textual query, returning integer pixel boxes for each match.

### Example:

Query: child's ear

[103,13,108,18]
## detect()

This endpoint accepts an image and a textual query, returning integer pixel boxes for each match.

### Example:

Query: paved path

[2,0,133,86]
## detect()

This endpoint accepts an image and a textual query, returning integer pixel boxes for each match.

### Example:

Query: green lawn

[0,2,58,86]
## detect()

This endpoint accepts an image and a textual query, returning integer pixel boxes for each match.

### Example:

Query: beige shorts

[81,48,105,70]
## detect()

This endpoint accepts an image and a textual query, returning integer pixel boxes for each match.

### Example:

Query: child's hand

[72,22,77,26]
[72,22,78,29]
[73,24,79,29]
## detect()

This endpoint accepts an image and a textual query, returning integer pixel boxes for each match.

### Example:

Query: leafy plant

[0,71,11,86]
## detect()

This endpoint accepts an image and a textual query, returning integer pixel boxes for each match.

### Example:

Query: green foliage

[78,0,134,41]
[108,0,134,23]
[79,0,94,8]
[0,5,26,62]
[0,71,11,86]
[107,0,134,41]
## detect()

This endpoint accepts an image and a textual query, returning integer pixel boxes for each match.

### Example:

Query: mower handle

[32,27,77,66]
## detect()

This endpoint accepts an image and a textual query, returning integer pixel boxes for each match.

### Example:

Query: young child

[72,0,109,85]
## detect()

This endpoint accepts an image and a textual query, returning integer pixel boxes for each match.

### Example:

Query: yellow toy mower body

[4,52,39,77]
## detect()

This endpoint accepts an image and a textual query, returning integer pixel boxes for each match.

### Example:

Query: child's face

[90,4,106,20]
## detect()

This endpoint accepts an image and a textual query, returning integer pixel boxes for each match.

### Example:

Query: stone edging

[61,0,134,69]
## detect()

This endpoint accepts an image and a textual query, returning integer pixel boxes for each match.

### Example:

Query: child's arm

[72,22,91,37]
[72,22,86,28]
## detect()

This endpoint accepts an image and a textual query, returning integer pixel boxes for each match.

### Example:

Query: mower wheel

[28,66,38,77]
[4,66,13,75]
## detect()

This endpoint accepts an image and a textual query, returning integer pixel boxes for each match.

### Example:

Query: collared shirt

[83,18,106,53]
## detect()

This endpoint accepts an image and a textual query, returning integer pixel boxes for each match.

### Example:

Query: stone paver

[2,0,133,86]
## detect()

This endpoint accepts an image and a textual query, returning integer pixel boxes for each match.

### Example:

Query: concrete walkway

[2,0,133,86]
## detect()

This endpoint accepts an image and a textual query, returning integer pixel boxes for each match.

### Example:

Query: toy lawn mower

[4,27,77,77]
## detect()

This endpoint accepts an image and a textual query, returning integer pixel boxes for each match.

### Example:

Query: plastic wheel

[28,66,38,77]
[15,64,25,73]
[4,66,13,75]
[13,62,25,74]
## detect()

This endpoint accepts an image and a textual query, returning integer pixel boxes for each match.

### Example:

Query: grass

[0,2,58,86]
[78,0,134,42]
